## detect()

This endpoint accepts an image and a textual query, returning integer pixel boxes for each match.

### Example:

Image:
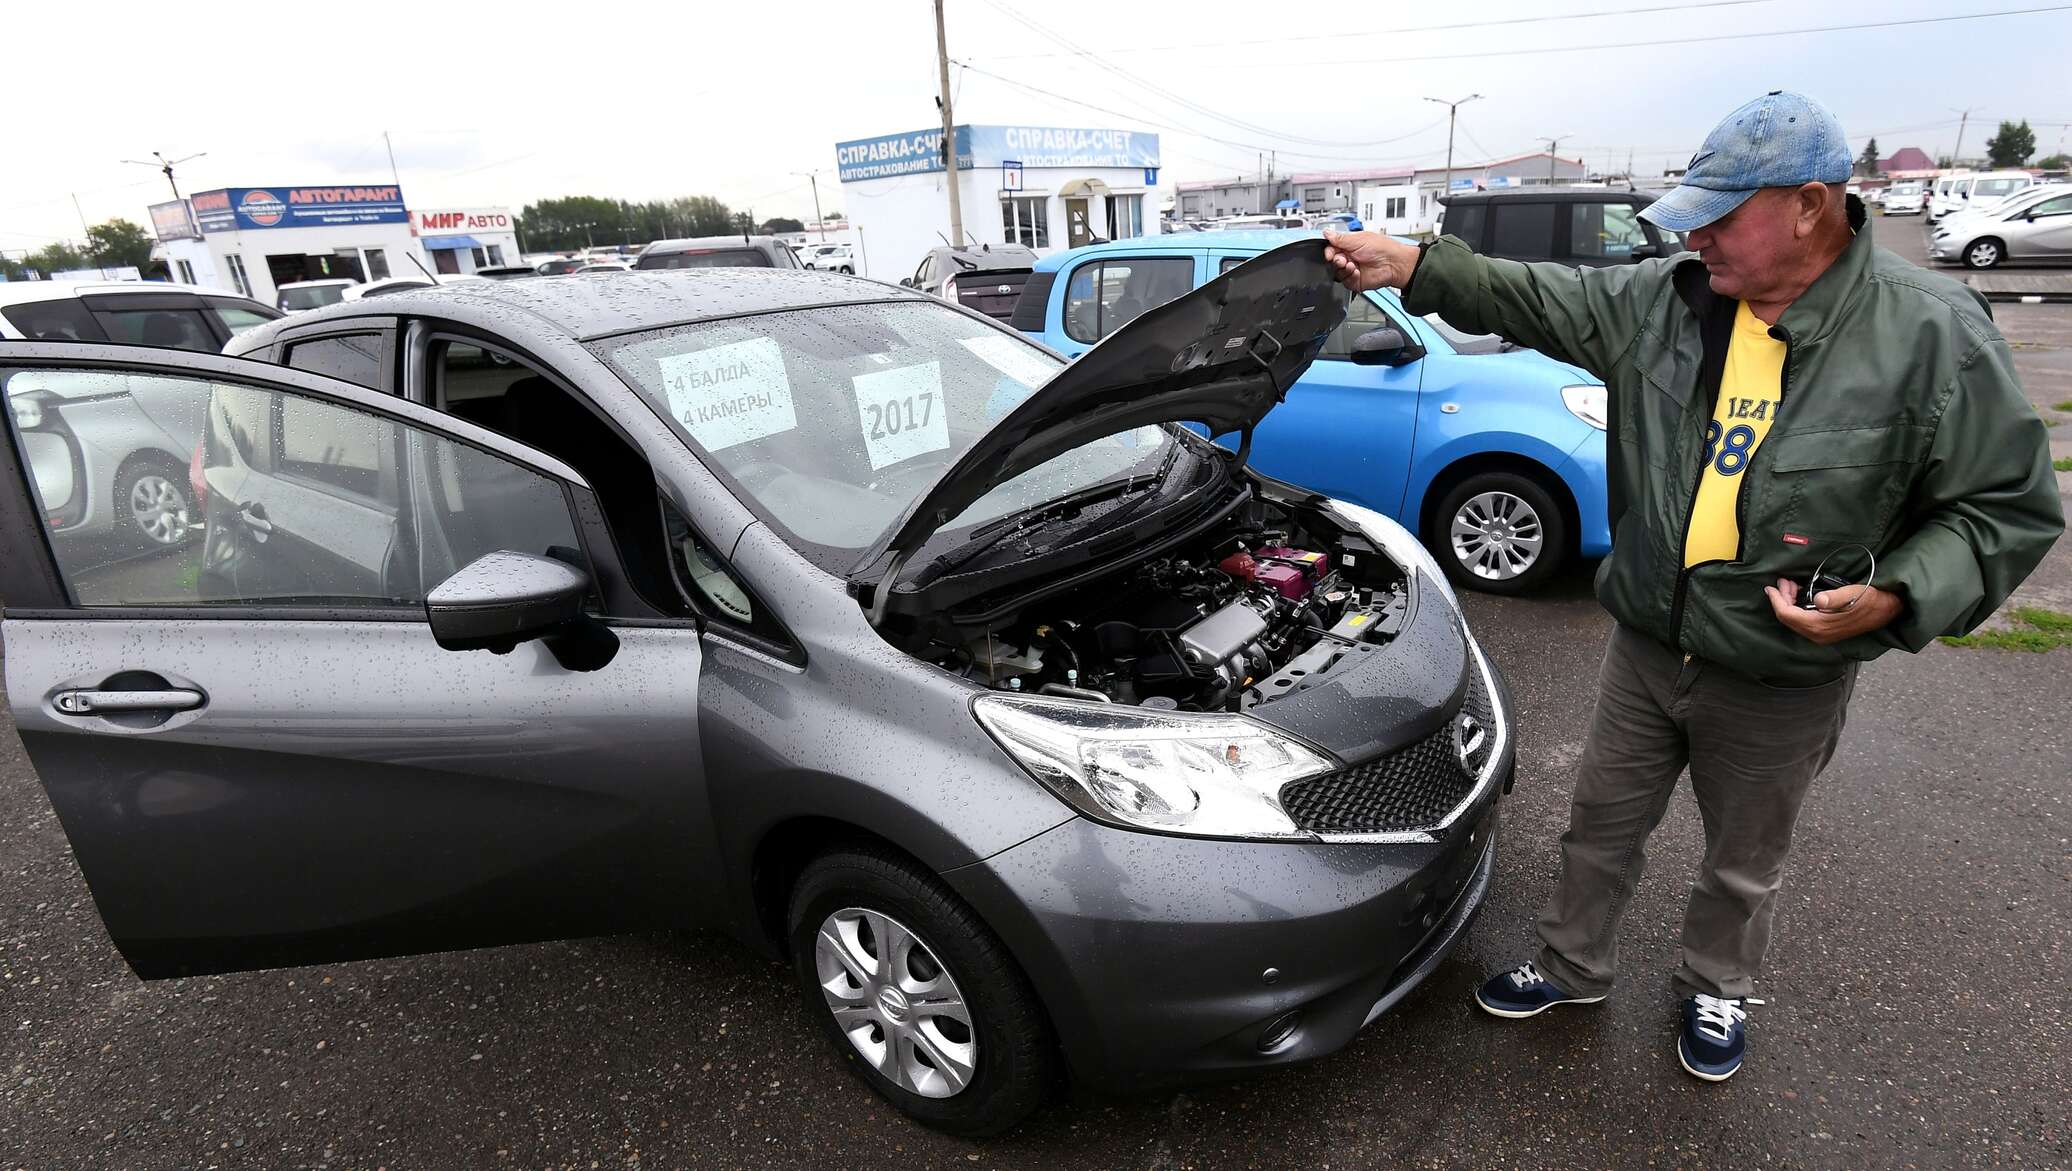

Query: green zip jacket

[1402,199,2063,685]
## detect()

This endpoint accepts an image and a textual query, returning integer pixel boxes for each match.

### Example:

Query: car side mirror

[425,550,617,671]
[1350,326,1426,367]
[1629,242,1661,260]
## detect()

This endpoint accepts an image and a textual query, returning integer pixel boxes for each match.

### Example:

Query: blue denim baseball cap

[1641,91,1853,232]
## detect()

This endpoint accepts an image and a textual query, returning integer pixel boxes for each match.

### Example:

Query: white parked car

[1930,184,2072,269]
[275,279,358,313]
[1929,171,2034,223]
[802,243,856,273]
[1882,182,1926,215]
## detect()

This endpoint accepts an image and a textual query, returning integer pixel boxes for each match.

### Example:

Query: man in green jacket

[1325,91,2061,1081]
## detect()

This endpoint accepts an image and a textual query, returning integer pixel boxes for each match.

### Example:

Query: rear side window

[96,308,220,353]
[2,300,106,342]
[1008,270,1058,332]
[285,334,386,391]
[207,299,279,337]
[1441,202,1486,248]
[1489,203,1557,260]
[636,249,775,270]
[1062,257,1195,344]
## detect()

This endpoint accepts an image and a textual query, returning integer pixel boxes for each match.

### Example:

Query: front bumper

[945,666,1514,1092]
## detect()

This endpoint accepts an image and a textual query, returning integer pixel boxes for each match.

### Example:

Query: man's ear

[1794,183,1831,238]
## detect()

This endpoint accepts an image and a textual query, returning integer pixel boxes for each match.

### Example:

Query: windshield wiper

[911,476,1147,586]
[1066,440,1188,535]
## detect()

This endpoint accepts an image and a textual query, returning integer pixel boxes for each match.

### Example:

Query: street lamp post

[1539,134,1576,183]
[1423,94,1483,195]
[794,171,827,239]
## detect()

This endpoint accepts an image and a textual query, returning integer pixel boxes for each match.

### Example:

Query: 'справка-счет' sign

[190,185,409,233]
[833,125,1160,182]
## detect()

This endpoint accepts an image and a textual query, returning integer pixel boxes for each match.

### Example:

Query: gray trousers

[1534,624,1856,1000]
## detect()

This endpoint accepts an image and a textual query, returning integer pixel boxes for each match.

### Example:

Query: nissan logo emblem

[1453,712,1487,767]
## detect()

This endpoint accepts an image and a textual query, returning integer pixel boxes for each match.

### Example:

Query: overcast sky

[5,0,2069,250]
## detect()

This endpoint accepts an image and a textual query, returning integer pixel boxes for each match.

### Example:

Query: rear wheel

[788,849,1051,1136]
[1963,237,2004,269]
[1428,471,1568,595]
[116,455,194,549]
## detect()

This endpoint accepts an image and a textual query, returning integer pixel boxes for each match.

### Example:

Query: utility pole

[933,0,963,249]
[383,131,401,188]
[121,150,206,201]
[1949,106,1982,166]
[1539,134,1575,183]
[795,171,826,239]
[1423,94,1483,193]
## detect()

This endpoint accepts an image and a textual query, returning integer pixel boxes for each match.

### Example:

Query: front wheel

[1963,238,2004,269]
[1428,471,1568,595]
[117,455,194,549]
[788,849,1052,1136]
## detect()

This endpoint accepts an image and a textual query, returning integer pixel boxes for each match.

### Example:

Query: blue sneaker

[1474,961,1607,1018]
[1677,994,1763,1081]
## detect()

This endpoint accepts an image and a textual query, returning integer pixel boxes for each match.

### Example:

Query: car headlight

[1561,383,1608,430]
[973,695,1330,839]
[1324,498,1460,612]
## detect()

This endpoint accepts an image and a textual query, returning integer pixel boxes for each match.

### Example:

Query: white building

[1355,173,1436,237]
[412,207,523,275]
[153,185,419,308]
[834,123,1160,281]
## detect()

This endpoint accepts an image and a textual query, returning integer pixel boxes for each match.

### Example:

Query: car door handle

[238,502,272,537]
[53,688,206,715]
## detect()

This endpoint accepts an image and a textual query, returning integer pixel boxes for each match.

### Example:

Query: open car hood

[852,239,1351,590]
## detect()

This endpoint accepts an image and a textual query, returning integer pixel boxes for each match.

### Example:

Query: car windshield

[594,301,1174,572]
[280,284,348,311]
[639,249,775,269]
[1974,178,2024,198]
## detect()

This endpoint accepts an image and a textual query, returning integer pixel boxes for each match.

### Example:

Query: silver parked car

[0,244,1512,1135]
[1930,185,2072,269]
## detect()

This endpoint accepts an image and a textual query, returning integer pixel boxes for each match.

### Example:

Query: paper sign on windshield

[659,337,796,452]
[853,361,950,471]
[959,334,1058,391]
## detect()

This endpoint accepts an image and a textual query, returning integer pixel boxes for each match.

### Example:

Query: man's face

[1684,188,1800,300]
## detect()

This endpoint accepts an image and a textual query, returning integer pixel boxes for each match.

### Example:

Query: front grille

[1278,665,1496,836]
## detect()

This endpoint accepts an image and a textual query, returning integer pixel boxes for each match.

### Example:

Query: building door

[432,248,460,275]
[1064,198,1092,248]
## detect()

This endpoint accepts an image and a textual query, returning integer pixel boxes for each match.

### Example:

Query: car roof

[1443,186,1653,204]
[279,278,357,289]
[1030,229,1323,271]
[0,279,245,306]
[640,235,785,254]
[242,267,932,343]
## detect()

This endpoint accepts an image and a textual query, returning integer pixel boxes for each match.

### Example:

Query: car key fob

[1795,572,1854,610]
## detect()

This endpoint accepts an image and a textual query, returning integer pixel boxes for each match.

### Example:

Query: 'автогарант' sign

[190,185,409,233]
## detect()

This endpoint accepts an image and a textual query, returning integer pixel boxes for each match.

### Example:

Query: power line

[1235,5,2072,68]
[972,0,1786,60]
[977,0,1448,150]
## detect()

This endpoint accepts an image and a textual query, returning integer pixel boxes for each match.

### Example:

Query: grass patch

[2054,400,2072,412]
[1940,606,2072,652]
[2054,456,2072,473]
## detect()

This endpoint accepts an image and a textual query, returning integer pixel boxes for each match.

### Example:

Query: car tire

[116,454,195,549]
[788,848,1052,1137]
[1428,470,1568,596]
[840,266,854,275]
[1963,238,2004,269]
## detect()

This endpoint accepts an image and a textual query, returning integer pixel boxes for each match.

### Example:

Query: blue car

[1012,230,1611,593]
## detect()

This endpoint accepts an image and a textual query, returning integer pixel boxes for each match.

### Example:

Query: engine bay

[933,496,1410,711]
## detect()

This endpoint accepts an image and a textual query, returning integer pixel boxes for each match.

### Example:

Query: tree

[25,241,86,276]
[761,216,805,234]
[1856,138,1881,177]
[84,219,155,271]
[1985,120,2036,168]
[2035,152,2071,170]
[825,210,845,221]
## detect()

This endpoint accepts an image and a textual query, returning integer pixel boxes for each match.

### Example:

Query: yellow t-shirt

[1684,302,1786,566]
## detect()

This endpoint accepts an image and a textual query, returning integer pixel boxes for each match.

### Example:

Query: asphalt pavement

[3,239,2068,1169]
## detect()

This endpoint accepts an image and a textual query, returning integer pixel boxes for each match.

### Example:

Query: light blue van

[1012,230,1612,593]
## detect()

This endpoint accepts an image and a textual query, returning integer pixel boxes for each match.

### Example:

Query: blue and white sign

[190,185,409,233]
[1449,178,1476,190]
[1143,167,1159,186]
[836,125,1161,183]
[1002,160,1024,191]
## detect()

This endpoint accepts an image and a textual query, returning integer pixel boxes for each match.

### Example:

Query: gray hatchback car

[0,244,1513,1135]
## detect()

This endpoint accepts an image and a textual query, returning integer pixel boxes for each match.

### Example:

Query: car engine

[942,504,1410,712]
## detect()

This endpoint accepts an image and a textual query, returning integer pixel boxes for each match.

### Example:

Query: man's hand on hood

[1323,230,1421,293]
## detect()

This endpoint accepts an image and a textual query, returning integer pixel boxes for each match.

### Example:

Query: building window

[1385,197,1407,219]
[470,247,487,268]
[487,244,505,265]
[224,253,251,297]
[1105,194,1144,239]
[1002,196,1049,248]
[363,248,390,281]
[176,259,196,284]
